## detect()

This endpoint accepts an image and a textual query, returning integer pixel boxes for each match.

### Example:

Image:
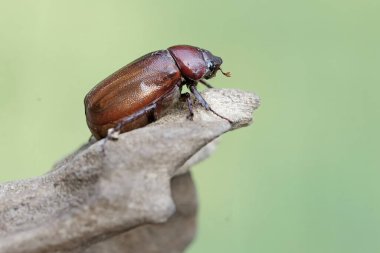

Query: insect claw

[186,113,194,121]
[107,128,120,141]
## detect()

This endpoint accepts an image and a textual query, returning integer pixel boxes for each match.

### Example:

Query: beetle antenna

[219,68,231,77]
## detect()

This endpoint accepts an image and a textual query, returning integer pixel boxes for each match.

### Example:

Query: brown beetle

[85,45,231,140]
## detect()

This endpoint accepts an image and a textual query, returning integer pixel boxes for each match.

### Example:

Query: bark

[0,88,260,253]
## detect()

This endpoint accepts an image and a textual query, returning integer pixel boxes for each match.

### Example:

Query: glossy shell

[84,45,224,140]
[85,50,182,139]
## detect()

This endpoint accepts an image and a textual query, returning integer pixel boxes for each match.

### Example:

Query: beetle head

[201,49,231,80]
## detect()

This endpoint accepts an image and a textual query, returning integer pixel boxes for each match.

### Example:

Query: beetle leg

[107,103,157,141]
[88,135,94,142]
[181,92,194,120]
[188,84,232,124]
[199,79,214,88]
[188,83,210,110]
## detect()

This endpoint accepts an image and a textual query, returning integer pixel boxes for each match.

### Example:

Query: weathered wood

[0,88,260,253]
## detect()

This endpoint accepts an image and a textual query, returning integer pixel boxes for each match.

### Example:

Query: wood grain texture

[0,88,260,253]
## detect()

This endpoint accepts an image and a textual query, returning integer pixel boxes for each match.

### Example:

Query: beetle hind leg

[107,103,157,141]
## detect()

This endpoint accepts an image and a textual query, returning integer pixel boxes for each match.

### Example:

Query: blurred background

[1,0,379,252]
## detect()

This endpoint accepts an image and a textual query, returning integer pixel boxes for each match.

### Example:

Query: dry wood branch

[0,88,260,253]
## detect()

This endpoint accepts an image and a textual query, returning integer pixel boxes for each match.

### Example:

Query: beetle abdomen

[85,50,182,127]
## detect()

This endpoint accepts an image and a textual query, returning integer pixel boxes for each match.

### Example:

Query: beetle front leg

[188,83,232,123]
[199,79,214,88]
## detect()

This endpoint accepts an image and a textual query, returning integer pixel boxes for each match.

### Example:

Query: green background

[1,1,379,252]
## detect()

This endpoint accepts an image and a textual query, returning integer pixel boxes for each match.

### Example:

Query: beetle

[84,45,231,140]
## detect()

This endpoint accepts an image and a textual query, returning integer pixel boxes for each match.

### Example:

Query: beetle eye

[207,61,215,71]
